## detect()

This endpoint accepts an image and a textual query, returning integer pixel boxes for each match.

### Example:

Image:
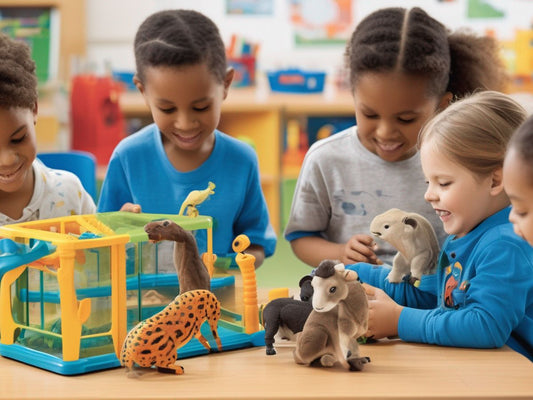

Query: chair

[37,150,98,201]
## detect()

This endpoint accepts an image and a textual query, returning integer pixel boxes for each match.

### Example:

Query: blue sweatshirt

[348,208,533,361]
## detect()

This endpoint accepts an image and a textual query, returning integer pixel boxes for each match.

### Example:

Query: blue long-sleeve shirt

[348,208,533,361]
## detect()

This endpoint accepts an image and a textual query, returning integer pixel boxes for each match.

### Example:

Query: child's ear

[133,75,145,95]
[223,67,234,99]
[490,167,505,196]
[437,92,453,111]
[32,101,38,124]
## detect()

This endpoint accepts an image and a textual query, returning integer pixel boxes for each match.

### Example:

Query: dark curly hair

[0,33,38,109]
[134,9,227,84]
[345,7,508,98]
[508,115,533,182]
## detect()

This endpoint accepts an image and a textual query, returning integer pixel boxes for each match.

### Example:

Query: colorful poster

[467,0,506,18]
[226,0,274,15]
[290,0,354,45]
[0,7,52,82]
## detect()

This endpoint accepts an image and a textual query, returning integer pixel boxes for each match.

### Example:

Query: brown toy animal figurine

[293,260,370,371]
[370,208,439,285]
[144,220,211,293]
[120,289,222,375]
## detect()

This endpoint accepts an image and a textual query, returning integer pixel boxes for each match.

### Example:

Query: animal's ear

[344,269,359,282]
[334,263,345,272]
[298,275,313,288]
[402,217,418,229]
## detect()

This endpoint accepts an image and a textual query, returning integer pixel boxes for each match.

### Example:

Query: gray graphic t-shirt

[284,126,446,265]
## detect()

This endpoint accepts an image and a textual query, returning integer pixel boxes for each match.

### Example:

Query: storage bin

[268,69,326,93]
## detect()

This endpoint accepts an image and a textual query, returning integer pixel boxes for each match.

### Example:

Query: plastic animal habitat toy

[293,260,370,371]
[370,208,439,286]
[120,289,222,375]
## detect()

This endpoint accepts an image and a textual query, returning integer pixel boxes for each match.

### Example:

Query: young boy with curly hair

[0,33,95,224]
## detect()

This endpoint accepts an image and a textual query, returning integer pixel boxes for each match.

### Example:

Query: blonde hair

[418,91,526,177]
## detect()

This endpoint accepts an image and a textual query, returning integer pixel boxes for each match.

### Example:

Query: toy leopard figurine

[120,289,222,375]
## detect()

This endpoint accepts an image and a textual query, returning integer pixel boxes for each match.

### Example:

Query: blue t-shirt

[98,124,276,257]
[348,208,533,361]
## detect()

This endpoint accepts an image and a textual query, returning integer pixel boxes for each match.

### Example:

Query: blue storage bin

[111,70,136,90]
[268,69,326,93]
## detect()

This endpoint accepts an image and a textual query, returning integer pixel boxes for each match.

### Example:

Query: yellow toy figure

[120,289,222,375]
[178,182,216,217]
[233,235,259,334]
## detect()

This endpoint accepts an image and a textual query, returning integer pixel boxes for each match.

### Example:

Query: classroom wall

[86,0,533,77]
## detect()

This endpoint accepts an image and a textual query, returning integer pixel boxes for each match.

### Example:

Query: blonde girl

[349,91,533,361]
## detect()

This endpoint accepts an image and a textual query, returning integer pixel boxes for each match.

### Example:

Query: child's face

[0,106,37,194]
[136,63,232,159]
[353,71,451,162]
[421,142,496,238]
[503,148,533,245]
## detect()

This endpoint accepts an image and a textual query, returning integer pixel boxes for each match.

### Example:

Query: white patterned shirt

[0,159,96,225]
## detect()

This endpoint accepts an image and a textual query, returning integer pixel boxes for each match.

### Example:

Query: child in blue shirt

[348,91,533,361]
[97,10,276,267]
[0,33,95,223]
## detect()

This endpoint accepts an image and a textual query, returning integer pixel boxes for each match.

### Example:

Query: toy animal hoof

[348,356,371,371]
[320,354,336,367]
[266,347,277,356]
[409,276,421,286]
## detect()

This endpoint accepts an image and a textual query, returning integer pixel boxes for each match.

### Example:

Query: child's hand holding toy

[363,283,403,340]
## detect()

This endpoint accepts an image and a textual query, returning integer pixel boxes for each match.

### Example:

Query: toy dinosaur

[144,220,211,294]
[370,208,439,285]
[178,182,216,217]
[293,260,370,371]
[262,275,314,355]
[120,289,222,375]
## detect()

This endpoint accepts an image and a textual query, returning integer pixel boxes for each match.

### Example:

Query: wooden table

[1,339,531,399]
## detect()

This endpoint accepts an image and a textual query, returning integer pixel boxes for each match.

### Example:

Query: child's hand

[362,283,403,339]
[120,203,142,213]
[341,234,382,265]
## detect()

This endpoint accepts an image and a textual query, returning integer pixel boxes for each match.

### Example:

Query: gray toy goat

[370,208,439,286]
[262,275,314,355]
[293,260,370,371]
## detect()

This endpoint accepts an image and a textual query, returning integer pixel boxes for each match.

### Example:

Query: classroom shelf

[0,0,86,80]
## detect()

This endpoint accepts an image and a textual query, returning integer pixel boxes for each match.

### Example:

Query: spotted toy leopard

[120,289,222,374]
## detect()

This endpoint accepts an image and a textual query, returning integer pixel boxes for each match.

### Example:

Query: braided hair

[345,7,508,98]
[134,9,227,84]
[508,115,533,182]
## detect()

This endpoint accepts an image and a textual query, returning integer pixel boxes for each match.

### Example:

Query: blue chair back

[37,151,98,201]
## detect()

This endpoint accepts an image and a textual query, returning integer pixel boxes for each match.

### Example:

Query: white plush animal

[293,260,370,371]
[370,208,439,285]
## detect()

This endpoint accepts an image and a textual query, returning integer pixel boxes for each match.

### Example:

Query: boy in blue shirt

[98,10,276,267]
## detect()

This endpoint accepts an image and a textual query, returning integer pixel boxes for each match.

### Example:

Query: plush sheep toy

[293,260,370,371]
[370,208,439,286]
